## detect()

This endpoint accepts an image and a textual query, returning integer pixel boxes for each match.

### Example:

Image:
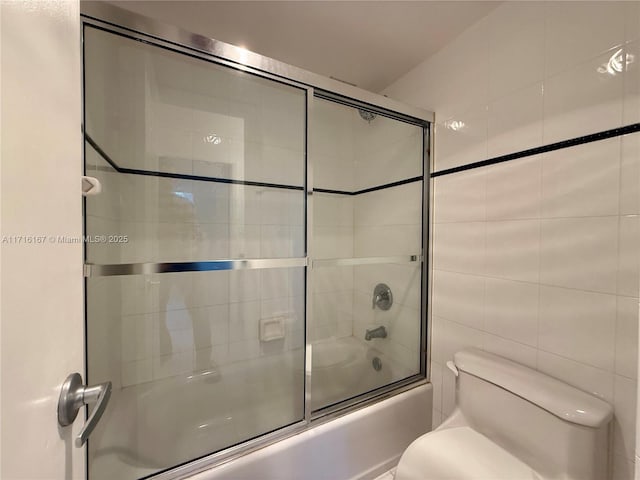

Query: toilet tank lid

[454,349,613,428]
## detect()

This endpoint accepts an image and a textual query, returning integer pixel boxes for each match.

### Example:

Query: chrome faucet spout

[365,325,387,341]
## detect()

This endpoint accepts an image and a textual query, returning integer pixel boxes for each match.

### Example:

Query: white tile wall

[311,100,356,342]
[485,219,540,283]
[541,139,621,218]
[108,267,306,388]
[484,155,541,221]
[384,2,640,475]
[354,117,422,191]
[312,98,356,193]
[539,216,618,294]
[621,135,640,215]
[487,2,545,101]
[432,221,485,275]
[538,286,616,371]
[436,105,488,173]
[483,277,538,347]
[432,270,484,330]
[352,176,423,372]
[624,41,640,126]
[543,48,625,144]
[433,167,486,223]
[488,82,543,158]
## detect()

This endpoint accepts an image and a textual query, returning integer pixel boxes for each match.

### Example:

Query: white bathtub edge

[189,383,432,480]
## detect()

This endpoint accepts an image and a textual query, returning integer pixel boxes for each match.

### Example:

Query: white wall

[0,0,84,478]
[384,2,640,479]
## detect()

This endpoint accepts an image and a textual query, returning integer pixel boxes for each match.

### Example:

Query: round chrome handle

[57,373,112,447]
[372,283,393,310]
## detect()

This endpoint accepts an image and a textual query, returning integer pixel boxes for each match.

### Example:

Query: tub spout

[365,326,387,341]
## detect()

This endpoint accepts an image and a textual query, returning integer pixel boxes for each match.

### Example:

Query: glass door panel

[310,98,424,412]
[310,259,422,411]
[84,26,306,479]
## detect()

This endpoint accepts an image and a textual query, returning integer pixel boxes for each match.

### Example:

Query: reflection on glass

[84,26,305,186]
[597,48,635,76]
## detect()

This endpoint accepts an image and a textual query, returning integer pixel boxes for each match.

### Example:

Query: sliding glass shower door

[310,98,425,412]
[82,13,429,480]
[83,26,307,479]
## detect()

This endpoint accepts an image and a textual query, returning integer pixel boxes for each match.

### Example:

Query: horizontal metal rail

[80,3,434,125]
[84,258,308,277]
[85,255,422,277]
[311,255,421,268]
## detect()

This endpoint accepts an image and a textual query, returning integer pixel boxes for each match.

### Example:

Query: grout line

[432,213,640,225]
[535,154,544,365]
[436,313,626,377]
[431,267,640,299]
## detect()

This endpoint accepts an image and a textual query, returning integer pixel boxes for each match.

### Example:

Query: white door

[0,1,85,479]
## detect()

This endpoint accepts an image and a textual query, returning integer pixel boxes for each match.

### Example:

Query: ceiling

[109,1,500,92]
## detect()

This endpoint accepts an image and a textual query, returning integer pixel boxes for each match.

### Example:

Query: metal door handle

[57,373,112,447]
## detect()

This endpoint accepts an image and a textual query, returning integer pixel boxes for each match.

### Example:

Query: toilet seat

[395,426,543,480]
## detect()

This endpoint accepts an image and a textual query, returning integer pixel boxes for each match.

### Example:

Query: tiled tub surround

[384,2,640,478]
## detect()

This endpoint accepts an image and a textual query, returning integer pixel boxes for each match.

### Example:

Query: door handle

[57,373,112,447]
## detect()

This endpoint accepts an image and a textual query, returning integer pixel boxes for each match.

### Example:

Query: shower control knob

[372,283,393,310]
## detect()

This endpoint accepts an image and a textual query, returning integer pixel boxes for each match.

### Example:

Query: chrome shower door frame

[80,3,433,479]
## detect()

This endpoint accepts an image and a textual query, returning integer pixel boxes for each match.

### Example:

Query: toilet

[396,348,614,480]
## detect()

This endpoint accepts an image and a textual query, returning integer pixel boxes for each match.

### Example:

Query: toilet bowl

[396,349,614,480]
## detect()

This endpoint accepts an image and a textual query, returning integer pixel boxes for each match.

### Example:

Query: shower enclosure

[81,4,431,479]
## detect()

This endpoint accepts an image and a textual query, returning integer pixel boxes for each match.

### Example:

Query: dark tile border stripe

[355,176,424,195]
[314,187,353,195]
[85,133,304,191]
[85,133,423,195]
[314,176,424,196]
[431,123,640,178]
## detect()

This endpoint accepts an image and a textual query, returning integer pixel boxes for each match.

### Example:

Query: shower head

[358,109,376,123]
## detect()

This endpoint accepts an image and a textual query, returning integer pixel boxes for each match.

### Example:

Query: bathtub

[311,336,416,411]
[191,383,432,480]
[89,338,430,480]
[90,351,305,480]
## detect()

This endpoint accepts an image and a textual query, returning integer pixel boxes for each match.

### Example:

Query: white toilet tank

[397,349,613,480]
